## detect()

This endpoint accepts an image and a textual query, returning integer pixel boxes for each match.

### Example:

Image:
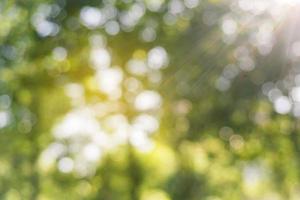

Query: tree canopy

[1,0,300,199]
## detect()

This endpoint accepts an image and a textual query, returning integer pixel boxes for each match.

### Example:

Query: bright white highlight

[222,19,237,35]
[133,114,159,133]
[0,111,9,129]
[274,96,292,114]
[96,68,123,97]
[80,7,104,29]
[90,48,111,69]
[291,87,300,102]
[83,143,102,162]
[147,47,169,69]
[135,90,162,111]
[58,157,74,173]
[52,47,67,61]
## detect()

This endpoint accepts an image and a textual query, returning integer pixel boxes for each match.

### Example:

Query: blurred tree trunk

[128,145,143,200]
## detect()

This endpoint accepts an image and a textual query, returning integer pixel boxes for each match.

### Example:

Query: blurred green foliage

[1,0,300,199]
